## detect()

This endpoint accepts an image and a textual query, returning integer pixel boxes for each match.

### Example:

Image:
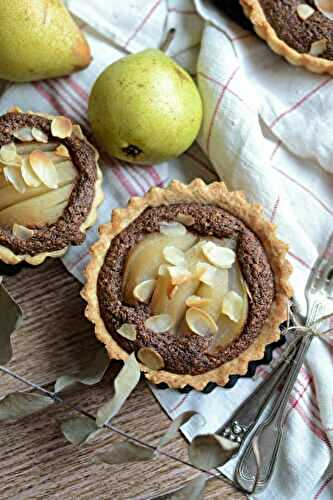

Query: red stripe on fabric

[314,475,333,500]
[125,0,162,49]
[270,195,280,222]
[169,393,189,414]
[198,70,249,109]
[44,80,89,126]
[144,165,163,185]
[206,66,240,155]
[269,76,332,128]
[107,155,140,197]
[284,378,312,424]
[273,165,333,217]
[288,251,311,270]
[270,139,282,160]
[294,404,331,446]
[67,77,89,101]
[33,82,68,116]
[57,79,88,114]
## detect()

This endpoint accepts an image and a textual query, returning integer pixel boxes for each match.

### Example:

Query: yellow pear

[0,0,91,82]
[88,49,203,165]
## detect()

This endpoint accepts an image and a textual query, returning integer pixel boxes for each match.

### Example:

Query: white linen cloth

[1,1,332,498]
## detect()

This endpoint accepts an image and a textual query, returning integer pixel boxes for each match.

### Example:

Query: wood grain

[0,260,245,499]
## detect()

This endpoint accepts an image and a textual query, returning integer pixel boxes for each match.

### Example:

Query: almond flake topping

[55,145,70,158]
[315,0,333,20]
[176,213,195,226]
[0,143,17,163]
[202,241,236,269]
[186,307,218,337]
[296,4,315,20]
[117,323,137,341]
[309,39,327,56]
[21,158,41,187]
[185,295,211,308]
[72,124,84,139]
[133,279,156,303]
[196,262,217,286]
[159,221,187,237]
[29,150,58,189]
[4,166,26,193]
[51,116,73,139]
[145,314,173,333]
[158,264,170,276]
[12,224,34,240]
[7,106,22,113]
[137,347,165,370]
[168,266,192,285]
[163,246,186,266]
[31,127,48,143]
[222,291,244,323]
[13,127,34,142]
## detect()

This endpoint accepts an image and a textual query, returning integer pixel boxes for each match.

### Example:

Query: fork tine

[309,233,333,290]
[318,253,333,289]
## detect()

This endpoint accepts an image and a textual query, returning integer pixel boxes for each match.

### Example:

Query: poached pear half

[88,49,203,165]
[0,0,91,82]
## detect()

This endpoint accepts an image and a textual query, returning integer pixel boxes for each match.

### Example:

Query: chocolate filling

[0,112,97,256]
[259,0,333,60]
[97,203,275,375]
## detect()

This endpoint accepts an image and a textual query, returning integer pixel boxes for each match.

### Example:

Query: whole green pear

[0,0,91,82]
[88,49,203,165]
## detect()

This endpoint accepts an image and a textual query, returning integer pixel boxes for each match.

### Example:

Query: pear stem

[160,28,176,53]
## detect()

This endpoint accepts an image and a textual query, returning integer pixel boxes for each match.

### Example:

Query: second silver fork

[235,233,333,493]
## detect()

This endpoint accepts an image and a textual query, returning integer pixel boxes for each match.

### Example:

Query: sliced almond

[4,166,26,193]
[168,266,192,285]
[7,106,22,113]
[145,314,173,333]
[196,262,217,286]
[55,144,70,158]
[72,124,84,139]
[168,285,179,300]
[159,221,187,237]
[21,158,41,187]
[222,291,244,323]
[202,241,236,269]
[0,143,17,163]
[137,347,165,370]
[309,39,327,56]
[315,0,333,20]
[51,116,73,139]
[29,150,58,189]
[13,127,34,142]
[158,264,170,276]
[133,279,156,303]
[296,4,315,20]
[176,213,195,226]
[31,127,48,143]
[117,323,137,341]
[163,246,186,266]
[186,307,218,337]
[185,295,211,308]
[12,223,34,240]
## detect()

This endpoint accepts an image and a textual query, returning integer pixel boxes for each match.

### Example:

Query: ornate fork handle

[235,300,323,493]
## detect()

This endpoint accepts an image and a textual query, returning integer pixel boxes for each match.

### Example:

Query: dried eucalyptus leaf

[55,348,110,393]
[0,283,23,365]
[61,416,100,445]
[158,411,204,449]
[0,393,53,422]
[154,475,208,500]
[96,442,155,465]
[96,353,140,427]
[189,434,239,470]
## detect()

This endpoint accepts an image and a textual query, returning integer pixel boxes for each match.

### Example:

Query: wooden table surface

[0,259,245,499]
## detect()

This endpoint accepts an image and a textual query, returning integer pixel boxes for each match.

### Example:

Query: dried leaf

[96,442,155,465]
[96,353,140,427]
[189,434,239,470]
[0,283,23,365]
[158,411,204,448]
[0,393,53,422]
[154,476,208,500]
[54,348,110,393]
[61,416,100,445]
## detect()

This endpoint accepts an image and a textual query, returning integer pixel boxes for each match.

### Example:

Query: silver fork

[235,233,333,494]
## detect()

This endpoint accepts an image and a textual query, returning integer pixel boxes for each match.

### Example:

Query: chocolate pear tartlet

[0,109,103,265]
[82,180,292,389]
[241,0,333,74]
